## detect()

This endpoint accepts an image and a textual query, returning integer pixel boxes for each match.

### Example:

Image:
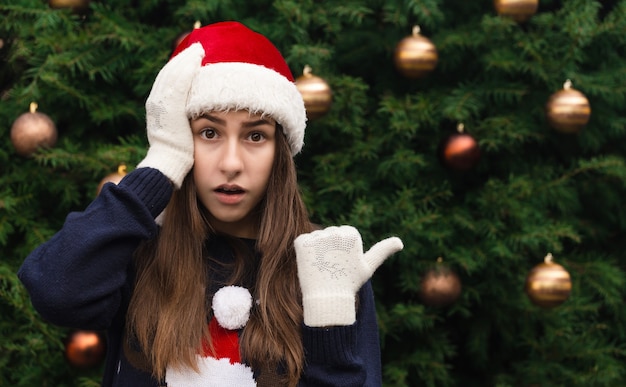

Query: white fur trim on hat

[186,62,307,155]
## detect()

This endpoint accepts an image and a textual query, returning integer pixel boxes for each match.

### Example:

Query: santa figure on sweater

[166,286,256,386]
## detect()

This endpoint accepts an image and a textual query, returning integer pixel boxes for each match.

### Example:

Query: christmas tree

[2,0,626,385]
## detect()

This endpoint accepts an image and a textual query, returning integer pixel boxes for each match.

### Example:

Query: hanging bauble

[48,0,90,12]
[10,102,58,157]
[493,0,539,23]
[419,257,462,307]
[438,123,481,171]
[525,253,572,308]
[545,79,591,134]
[96,164,128,196]
[172,21,201,51]
[295,65,333,120]
[393,25,438,79]
[64,330,106,369]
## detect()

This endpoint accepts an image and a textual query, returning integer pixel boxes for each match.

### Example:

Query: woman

[18,21,403,386]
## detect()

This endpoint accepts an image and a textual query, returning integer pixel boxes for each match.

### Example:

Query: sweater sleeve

[17,167,173,331]
[299,280,382,387]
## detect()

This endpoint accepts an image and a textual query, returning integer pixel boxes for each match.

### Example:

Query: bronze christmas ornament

[10,102,58,157]
[96,164,128,196]
[494,0,539,23]
[393,25,438,79]
[419,258,462,307]
[295,65,333,120]
[525,253,572,308]
[546,79,591,134]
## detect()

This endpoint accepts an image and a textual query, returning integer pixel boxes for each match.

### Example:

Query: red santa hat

[172,21,307,155]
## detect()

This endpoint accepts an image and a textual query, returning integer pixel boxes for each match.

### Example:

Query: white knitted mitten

[294,225,403,327]
[136,43,205,188]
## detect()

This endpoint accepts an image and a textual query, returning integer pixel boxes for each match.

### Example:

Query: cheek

[254,149,275,181]
[192,150,216,182]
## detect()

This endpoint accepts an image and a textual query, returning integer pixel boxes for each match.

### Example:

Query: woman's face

[191,110,276,238]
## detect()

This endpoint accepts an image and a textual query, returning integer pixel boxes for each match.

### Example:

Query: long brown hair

[127,125,314,386]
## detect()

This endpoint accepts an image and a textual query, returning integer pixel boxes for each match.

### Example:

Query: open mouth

[216,187,245,195]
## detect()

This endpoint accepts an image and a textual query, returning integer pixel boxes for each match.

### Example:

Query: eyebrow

[199,113,274,128]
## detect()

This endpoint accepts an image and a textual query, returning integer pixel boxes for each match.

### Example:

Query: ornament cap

[29,102,38,113]
[303,64,313,77]
[563,79,572,90]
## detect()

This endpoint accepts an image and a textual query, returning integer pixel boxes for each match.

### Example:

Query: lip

[214,184,246,205]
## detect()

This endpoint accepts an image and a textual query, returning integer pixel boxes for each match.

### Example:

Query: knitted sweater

[18,167,383,386]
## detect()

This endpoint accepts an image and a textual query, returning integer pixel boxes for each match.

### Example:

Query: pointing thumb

[363,237,404,274]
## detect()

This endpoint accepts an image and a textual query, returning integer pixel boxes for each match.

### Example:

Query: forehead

[195,109,277,124]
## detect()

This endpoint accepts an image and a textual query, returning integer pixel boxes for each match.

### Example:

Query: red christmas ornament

[439,123,481,171]
[48,0,90,13]
[64,330,106,369]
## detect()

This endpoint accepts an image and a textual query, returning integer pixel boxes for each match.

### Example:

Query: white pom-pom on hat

[212,286,253,330]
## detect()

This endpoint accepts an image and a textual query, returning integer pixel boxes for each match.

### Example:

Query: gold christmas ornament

[64,330,106,369]
[525,253,572,308]
[295,65,333,120]
[546,79,591,134]
[172,21,201,51]
[96,164,128,196]
[393,25,438,79]
[10,102,58,157]
[493,0,539,23]
[48,0,90,12]
[419,257,462,307]
[438,123,481,171]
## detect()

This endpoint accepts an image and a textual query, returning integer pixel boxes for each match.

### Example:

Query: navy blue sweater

[18,167,383,386]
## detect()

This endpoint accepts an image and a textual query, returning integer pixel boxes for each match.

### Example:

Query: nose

[218,138,243,178]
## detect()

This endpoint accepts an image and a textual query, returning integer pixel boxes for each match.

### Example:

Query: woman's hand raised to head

[137,43,205,189]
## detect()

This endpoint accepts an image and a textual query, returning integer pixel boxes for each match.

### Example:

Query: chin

[207,213,257,236]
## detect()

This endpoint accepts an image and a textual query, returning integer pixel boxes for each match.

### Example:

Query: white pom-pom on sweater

[212,285,253,330]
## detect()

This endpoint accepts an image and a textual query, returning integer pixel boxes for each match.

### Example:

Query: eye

[248,132,265,142]
[200,128,217,139]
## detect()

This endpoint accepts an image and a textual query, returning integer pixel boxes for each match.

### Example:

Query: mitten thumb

[362,237,403,274]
